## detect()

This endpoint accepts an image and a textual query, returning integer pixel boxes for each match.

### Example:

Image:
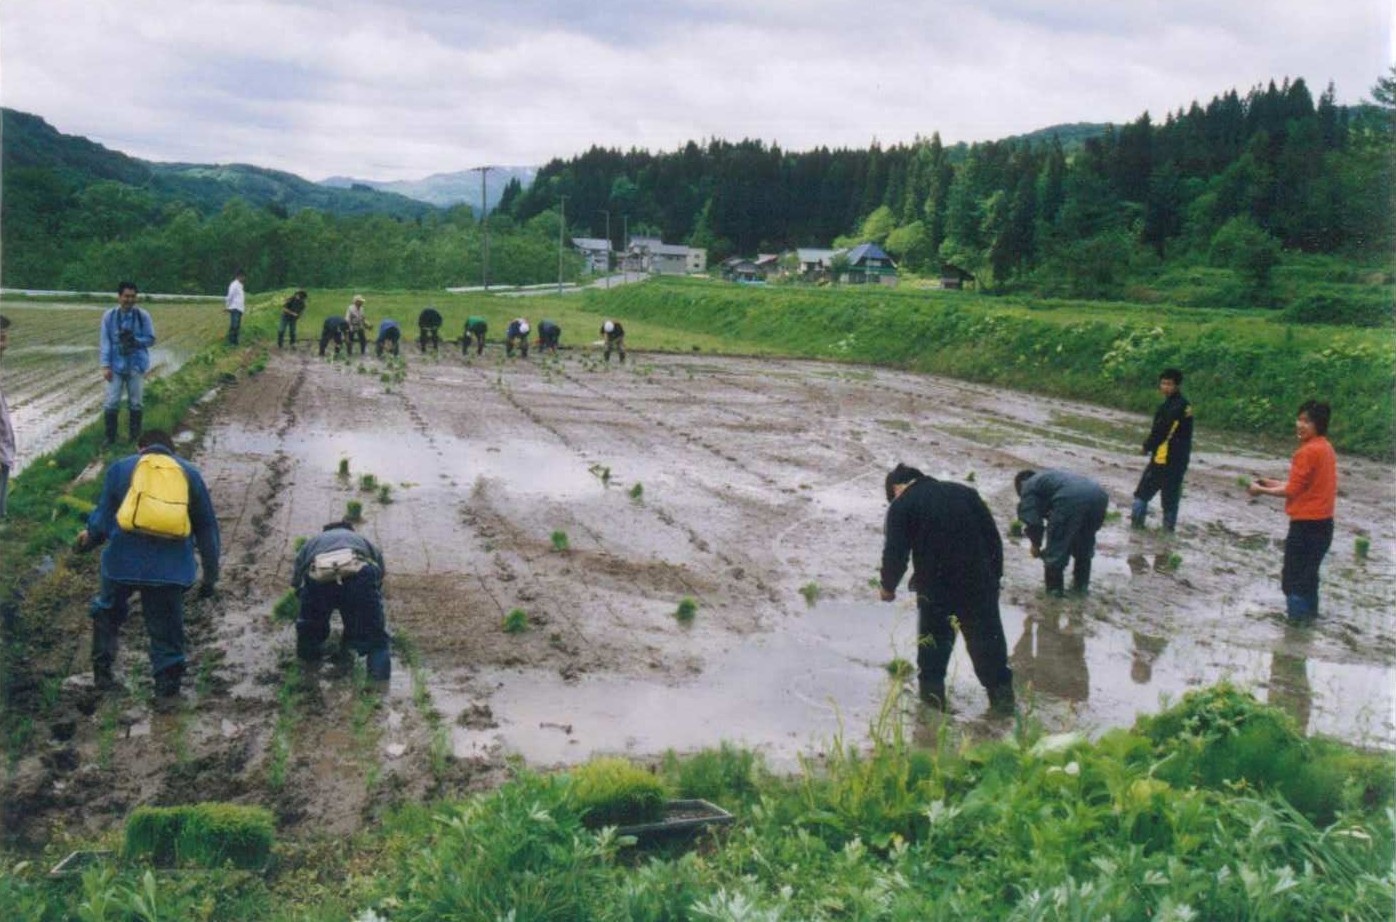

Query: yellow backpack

[116,454,191,539]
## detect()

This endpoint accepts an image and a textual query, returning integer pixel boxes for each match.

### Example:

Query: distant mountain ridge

[1,109,435,219]
[320,167,538,211]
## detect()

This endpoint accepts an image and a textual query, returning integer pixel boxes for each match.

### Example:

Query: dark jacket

[539,320,561,339]
[1016,470,1109,544]
[418,308,443,328]
[881,477,1003,597]
[1143,393,1193,468]
[86,445,220,588]
[282,295,307,318]
[601,321,625,340]
[377,319,401,340]
[292,527,385,590]
[322,316,349,334]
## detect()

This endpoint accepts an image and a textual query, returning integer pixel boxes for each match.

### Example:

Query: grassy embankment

[1,684,1391,919]
[590,276,1395,458]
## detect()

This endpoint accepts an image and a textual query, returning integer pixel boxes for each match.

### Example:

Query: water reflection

[1268,625,1313,733]
[1011,609,1089,703]
[1130,631,1168,685]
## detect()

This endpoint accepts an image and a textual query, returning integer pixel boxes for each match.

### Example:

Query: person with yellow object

[1131,368,1193,532]
[76,430,220,696]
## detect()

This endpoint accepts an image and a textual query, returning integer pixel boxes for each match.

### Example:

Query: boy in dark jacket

[278,290,307,348]
[418,307,443,353]
[879,464,1014,714]
[78,431,220,695]
[319,315,348,357]
[1131,368,1193,531]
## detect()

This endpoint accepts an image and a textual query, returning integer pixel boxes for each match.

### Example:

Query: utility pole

[622,215,628,279]
[599,209,611,290]
[472,165,494,290]
[558,195,567,295]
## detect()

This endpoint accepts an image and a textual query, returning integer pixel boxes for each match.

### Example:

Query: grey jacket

[1017,470,1109,538]
[292,528,385,589]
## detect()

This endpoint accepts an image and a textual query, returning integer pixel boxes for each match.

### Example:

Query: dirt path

[9,345,1393,844]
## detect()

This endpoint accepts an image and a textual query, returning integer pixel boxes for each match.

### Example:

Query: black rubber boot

[128,409,143,444]
[1071,557,1092,594]
[919,680,947,712]
[987,683,1016,717]
[1044,566,1066,597]
[153,664,184,698]
[103,409,120,446]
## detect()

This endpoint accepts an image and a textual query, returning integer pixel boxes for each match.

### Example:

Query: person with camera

[76,429,220,696]
[99,282,156,446]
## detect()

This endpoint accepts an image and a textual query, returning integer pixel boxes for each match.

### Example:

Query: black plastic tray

[614,799,733,841]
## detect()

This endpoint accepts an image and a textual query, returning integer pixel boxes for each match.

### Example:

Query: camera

[118,328,138,355]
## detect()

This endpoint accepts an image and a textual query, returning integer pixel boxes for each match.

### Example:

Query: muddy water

[27,346,1389,843]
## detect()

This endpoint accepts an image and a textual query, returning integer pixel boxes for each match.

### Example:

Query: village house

[571,237,611,274]
[795,247,841,279]
[842,242,898,286]
[720,256,762,282]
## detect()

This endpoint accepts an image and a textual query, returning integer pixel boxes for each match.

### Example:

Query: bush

[124,802,275,869]
[1282,291,1393,328]
[569,757,666,827]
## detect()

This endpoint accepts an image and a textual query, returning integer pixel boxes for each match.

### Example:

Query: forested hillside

[2,75,1390,309]
[509,76,1393,301]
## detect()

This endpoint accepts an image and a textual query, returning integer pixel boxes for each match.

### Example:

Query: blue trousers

[227,310,243,345]
[277,314,299,347]
[1282,519,1333,619]
[296,566,390,679]
[103,370,145,411]
[90,579,187,676]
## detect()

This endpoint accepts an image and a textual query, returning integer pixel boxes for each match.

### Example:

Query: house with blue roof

[843,243,898,286]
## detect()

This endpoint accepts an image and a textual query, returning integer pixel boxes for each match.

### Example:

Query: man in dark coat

[505,318,531,357]
[292,521,390,681]
[1015,469,1110,596]
[375,318,401,357]
[880,464,1014,714]
[278,290,307,349]
[537,319,561,354]
[600,319,626,363]
[1131,368,1193,531]
[418,307,443,353]
[319,315,348,357]
[77,430,220,696]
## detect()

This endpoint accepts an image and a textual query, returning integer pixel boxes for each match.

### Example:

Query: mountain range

[320,167,538,210]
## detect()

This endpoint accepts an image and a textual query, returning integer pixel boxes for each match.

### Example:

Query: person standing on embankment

[224,269,246,346]
[1248,400,1338,622]
[99,282,155,447]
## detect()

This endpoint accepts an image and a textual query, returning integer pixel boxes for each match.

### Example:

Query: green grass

[124,802,275,870]
[568,756,667,828]
[502,609,529,634]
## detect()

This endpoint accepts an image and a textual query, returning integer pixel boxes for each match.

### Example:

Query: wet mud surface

[10,344,1394,843]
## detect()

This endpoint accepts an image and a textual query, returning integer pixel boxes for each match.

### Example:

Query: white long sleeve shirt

[225,278,246,314]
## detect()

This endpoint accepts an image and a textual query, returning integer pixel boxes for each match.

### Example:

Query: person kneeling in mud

[537,319,561,355]
[505,317,531,357]
[462,316,487,356]
[319,315,349,357]
[292,521,391,681]
[418,306,443,353]
[375,318,401,357]
[1015,468,1110,596]
[600,319,626,363]
[879,463,1014,715]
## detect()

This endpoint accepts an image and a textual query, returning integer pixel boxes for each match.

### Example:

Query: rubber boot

[366,647,391,682]
[1285,594,1315,622]
[103,409,120,446]
[987,683,1016,717]
[918,679,946,712]
[128,409,143,444]
[1162,507,1178,532]
[1044,566,1066,598]
[92,612,120,690]
[296,635,323,663]
[1130,498,1148,529]
[153,663,184,698]
[1071,557,1092,595]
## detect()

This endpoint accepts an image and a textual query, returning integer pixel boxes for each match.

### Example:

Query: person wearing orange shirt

[1249,401,1337,622]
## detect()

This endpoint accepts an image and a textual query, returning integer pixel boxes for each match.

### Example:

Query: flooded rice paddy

[8,341,1394,840]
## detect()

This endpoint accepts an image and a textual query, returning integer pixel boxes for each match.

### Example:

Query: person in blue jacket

[505,318,531,357]
[291,521,391,681]
[77,430,220,696]
[99,281,156,446]
[537,319,562,355]
[375,318,402,357]
[1015,468,1110,596]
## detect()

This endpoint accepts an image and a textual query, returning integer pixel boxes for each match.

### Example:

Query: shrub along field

[0,286,1391,919]
[0,685,1390,919]
[596,277,1395,458]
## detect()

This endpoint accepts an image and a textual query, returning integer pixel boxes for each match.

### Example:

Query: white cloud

[1,0,1389,180]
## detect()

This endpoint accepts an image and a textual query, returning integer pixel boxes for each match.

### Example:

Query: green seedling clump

[1167,552,1183,571]
[675,597,698,624]
[569,756,666,828]
[1355,535,1371,559]
[629,482,644,500]
[346,500,364,522]
[377,484,393,504]
[799,582,821,606]
[885,658,915,680]
[359,473,377,491]
[124,803,275,870]
[271,590,300,623]
[293,535,307,552]
[663,742,759,803]
[550,530,570,552]
[338,458,350,478]
[502,609,529,634]
[1008,519,1024,538]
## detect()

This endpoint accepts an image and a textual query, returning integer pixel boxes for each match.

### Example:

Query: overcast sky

[2,0,1390,182]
